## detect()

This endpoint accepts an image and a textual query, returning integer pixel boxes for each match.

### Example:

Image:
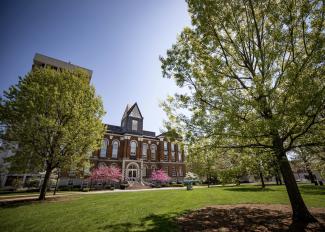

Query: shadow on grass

[298,185,325,195]
[0,198,44,208]
[223,187,275,192]
[178,206,325,232]
[0,196,76,208]
[99,212,182,232]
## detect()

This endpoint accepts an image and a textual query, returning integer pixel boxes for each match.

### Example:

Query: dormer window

[132,120,138,131]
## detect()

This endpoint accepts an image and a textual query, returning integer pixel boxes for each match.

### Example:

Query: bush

[170,183,184,187]
[12,178,22,189]
[161,183,170,187]
[82,188,90,192]
[25,178,40,188]
[120,183,129,189]
[58,186,71,191]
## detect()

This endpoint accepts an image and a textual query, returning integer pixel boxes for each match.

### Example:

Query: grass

[0,184,324,232]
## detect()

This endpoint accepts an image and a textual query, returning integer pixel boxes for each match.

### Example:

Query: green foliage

[161,0,325,154]
[0,184,324,232]
[292,147,325,179]
[25,178,40,188]
[218,168,241,185]
[161,1,324,218]
[0,67,105,197]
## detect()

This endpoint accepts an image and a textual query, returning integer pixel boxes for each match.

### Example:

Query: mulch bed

[178,204,325,232]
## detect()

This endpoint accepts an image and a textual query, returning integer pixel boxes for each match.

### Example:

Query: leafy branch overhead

[161,0,324,152]
[161,0,324,223]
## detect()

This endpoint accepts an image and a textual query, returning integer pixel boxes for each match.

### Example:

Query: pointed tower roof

[122,102,143,120]
[122,104,132,120]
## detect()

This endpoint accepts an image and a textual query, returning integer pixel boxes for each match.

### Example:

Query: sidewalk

[0,185,208,204]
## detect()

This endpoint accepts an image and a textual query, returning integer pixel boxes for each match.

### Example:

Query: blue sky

[0,0,191,134]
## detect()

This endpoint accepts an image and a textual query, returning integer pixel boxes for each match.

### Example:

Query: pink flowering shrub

[151,169,170,183]
[90,166,122,183]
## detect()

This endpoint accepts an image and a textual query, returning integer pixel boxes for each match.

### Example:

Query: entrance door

[126,164,138,181]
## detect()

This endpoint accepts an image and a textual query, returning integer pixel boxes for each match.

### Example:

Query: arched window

[112,140,119,159]
[100,139,108,157]
[130,141,137,158]
[178,151,182,162]
[150,144,157,161]
[142,143,148,160]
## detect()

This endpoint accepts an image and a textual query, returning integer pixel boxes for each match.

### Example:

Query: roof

[106,124,156,137]
[107,124,124,134]
[33,53,93,78]
[122,102,143,120]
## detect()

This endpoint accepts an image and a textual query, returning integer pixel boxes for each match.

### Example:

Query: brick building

[91,103,186,183]
[1,53,186,188]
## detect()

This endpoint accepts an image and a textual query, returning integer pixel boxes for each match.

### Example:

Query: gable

[129,105,142,118]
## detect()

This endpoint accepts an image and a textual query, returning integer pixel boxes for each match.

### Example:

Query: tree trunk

[39,166,52,200]
[305,165,317,185]
[259,171,265,188]
[277,153,317,222]
[53,171,60,195]
[276,169,283,185]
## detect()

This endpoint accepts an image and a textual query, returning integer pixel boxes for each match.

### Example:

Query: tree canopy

[0,67,106,199]
[161,0,324,223]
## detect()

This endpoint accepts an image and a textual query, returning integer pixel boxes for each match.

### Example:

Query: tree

[89,166,122,187]
[292,148,318,184]
[186,139,218,186]
[214,150,246,185]
[240,150,279,188]
[0,68,105,200]
[151,169,170,183]
[160,0,324,222]
[184,171,199,181]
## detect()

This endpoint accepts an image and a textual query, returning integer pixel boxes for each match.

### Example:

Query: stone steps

[126,181,151,190]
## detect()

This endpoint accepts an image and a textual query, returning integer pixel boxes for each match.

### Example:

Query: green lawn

[0,184,324,232]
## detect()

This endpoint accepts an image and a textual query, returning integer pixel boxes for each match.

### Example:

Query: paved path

[0,185,208,204]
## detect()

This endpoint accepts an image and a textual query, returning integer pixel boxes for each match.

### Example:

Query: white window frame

[100,139,108,157]
[142,143,148,160]
[112,140,119,159]
[164,141,168,151]
[164,151,168,162]
[150,144,157,161]
[142,165,147,177]
[132,120,138,131]
[179,166,183,176]
[130,141,137,157]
